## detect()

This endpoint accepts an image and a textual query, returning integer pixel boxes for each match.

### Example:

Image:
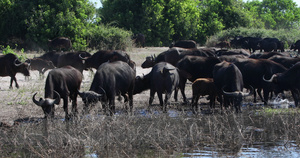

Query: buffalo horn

[32,92,43,106]
[25,58,31,66]
[14,59,23,66]
[222,87,253,97]
[263,74,277,83]
[53,91,61,104]
[79,53,88,60]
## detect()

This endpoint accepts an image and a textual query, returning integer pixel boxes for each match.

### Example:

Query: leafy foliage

[1,45,27,61]
[1,0,300,48]
[206,27,300,48]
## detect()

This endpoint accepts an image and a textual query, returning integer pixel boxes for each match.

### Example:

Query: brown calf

[191,78,220,113]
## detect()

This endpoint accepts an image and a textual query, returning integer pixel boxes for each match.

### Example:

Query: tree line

[0,0,300,51]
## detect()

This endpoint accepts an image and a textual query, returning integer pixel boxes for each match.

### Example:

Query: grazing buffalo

[133,33,145,48]
[268,55,300,69]
[263,62,300,107]
[0,53,30,89]
[134,62,180,112]
[176,56,221,103]
[290,40,300,54]
[29,58,55,77]
[169,40,197,49]
[213,61,252,112]
[37,51,63,67]
[32,66,83,119]
[78,61,135,115]
[57,51,91,73]
[191,78,221,113]
[84,50,133,70]
[48,37,72,51]
[233,58,287,104]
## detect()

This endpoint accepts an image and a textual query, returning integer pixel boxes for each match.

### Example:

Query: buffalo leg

[71,98,78,116]
[109,96,116,115]
[128,92,133,113]
[209,95,216,109]
[63,97,70,120]
[10,76,19,89]
[263,89,270,105]
[163,92,172,113]
[149,90,155,106]
[291,90,299,107]
[157,92,164,111]
[179,77,188,103]
[191,94,200,114]
[174,87,178,102]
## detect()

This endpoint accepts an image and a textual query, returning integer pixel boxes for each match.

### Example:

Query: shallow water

[10,105,300,158]
[182,141,300,158]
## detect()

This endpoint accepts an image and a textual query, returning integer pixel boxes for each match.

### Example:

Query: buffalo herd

[2,38,300,119]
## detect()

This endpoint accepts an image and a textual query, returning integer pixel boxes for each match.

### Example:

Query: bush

[206,27,300,48]
[1,45,27,61]
[85,25,133,51]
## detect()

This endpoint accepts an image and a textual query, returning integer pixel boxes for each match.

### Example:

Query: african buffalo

[176,56,221,103]
[290,40,300,54]
[57,51,91,73]
[29,58,55,77]
[0,53,30,89]
[134,62,180,112]
[258,38,284,52]
[215,49,250,57]
[268,55,300,69]
[48,37,72,51]
[213,61,252,112]
[37,51,63,67]
[235,37,262,53]
[32,66,82,119]
[84,50,134,70]
[78,61,135,115]
[141,47,215,68]
[133,33,145,48]
[191,78,221,113]
[249,52,290,59]
[263,62,300,107]
[169,40,197,49]
[233,58,287,104]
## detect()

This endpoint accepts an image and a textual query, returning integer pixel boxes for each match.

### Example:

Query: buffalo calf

[191,78,220,113]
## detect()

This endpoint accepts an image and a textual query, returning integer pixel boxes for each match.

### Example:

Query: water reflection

[183,141,300,158]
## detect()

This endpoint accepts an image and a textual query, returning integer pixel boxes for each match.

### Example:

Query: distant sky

[89,0,102,8]
[90,0,300,8]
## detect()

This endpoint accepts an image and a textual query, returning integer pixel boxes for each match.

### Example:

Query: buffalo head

[15,59,31,76]
[32,91,60,118]
[141,55,155,68]
[78,89,105,112]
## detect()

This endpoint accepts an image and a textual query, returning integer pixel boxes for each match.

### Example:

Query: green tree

[99,0,202,46]
[0,0,97,50]
[245,0,300,29]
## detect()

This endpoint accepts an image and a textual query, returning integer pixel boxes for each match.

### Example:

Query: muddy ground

[0,47,264,125]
